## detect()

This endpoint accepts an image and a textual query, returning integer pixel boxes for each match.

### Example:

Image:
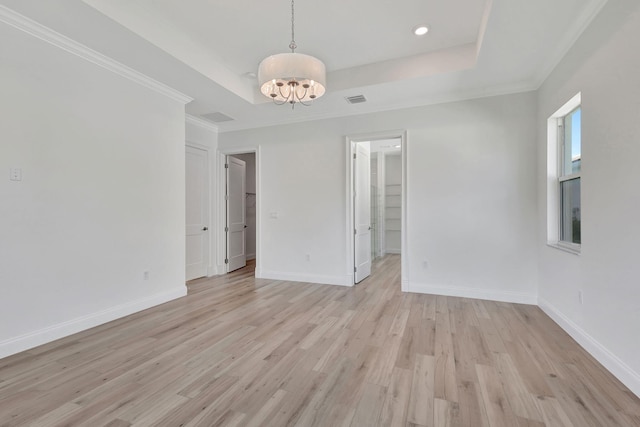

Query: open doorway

[218,149,258,275]
[347,132,406,288]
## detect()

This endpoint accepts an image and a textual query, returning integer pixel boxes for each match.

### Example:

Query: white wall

[219,91,539,301]
[0,22,187,357]
[536,0,640,396]
[231,153,256,260]
[186,119,218,149]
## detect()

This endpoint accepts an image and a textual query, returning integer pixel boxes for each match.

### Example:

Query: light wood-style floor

[1,255,639,426]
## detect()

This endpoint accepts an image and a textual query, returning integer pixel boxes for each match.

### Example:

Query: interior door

[226,156,246,272]
[354,142,372,283]
[185,145,209,281]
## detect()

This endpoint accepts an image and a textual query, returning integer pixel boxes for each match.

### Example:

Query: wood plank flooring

[1,255,639,426]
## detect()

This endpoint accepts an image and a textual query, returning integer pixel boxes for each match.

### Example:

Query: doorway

[346,132,407,288]
[218,149,258,275]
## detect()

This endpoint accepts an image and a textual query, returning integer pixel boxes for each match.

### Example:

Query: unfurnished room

[1,0,639,425]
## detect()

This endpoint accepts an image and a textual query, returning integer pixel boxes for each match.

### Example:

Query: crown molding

[186,114,219,132]
[531,0,608,89]
[0,5,193,105]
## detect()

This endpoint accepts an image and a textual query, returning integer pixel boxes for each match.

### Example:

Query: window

[547,93,581,253]
[559,107,581,245]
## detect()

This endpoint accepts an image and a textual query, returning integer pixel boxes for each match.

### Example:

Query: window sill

[547,241,581,255]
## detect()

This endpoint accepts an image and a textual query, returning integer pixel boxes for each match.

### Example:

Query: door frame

[345,130,408,290]
[216,146,260,275]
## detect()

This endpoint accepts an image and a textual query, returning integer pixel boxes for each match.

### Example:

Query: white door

[226,156,246,272]
[354,142,372,283]
[185,146,209,281]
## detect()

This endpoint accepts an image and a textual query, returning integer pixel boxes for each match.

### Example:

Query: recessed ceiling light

[413,25,429,36]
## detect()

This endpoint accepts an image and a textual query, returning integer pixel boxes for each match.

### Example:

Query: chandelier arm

[297,91,312,106]
[293,85,311,106]
[295,86,308,103]
[278,84,291,102]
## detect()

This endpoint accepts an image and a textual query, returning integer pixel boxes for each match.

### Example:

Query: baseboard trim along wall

[258,270,352,287]
[0,287,187,359]
[538,298,640,398]
[407,282,538,305]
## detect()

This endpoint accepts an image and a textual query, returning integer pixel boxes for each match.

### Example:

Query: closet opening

[219,149,258,276]
[346,132,407,288]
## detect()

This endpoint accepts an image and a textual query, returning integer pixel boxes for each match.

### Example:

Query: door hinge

[225,226,229,232]
[353,153,356,159]
[225,195,229,201]
[354,266,357,273]
[225,258,229,264]
[225,163,229,169]
[354,228,357,235]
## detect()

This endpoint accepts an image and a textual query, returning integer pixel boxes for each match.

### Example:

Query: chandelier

[258,0,326,107]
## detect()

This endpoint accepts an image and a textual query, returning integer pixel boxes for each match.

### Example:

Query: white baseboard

[407,282,537,305]
[259,270,352,287]
[246,254,256,261]
[0,287,187,359]
[385,249,401,254]
[216,263,226,275]
[538,298,640,398]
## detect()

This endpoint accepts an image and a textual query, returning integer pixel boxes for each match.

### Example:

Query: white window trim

[558,172,581,183]
[546,92,581,255]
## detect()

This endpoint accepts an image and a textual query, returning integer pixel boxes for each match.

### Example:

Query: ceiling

[0,0,608,132]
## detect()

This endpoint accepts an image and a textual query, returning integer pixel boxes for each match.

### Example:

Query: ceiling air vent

[345,95,367,104]
[200,112,235,123]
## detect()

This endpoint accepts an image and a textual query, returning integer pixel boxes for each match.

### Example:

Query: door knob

[202,227,208,231]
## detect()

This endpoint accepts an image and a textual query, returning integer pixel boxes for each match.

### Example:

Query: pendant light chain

[289,0,297,52]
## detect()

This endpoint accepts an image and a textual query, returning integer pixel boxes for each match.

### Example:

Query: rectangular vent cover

[345,95,367,104]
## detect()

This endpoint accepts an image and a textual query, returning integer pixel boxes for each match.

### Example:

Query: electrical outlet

[143,271,150,280]
[10,168,22,181]
[578,290,583,304]
[423,260,428,268]
[305,254,311,261]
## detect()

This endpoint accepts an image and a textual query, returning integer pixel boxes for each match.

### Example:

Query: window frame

[547,93,581,254]
[558,106,581,249]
